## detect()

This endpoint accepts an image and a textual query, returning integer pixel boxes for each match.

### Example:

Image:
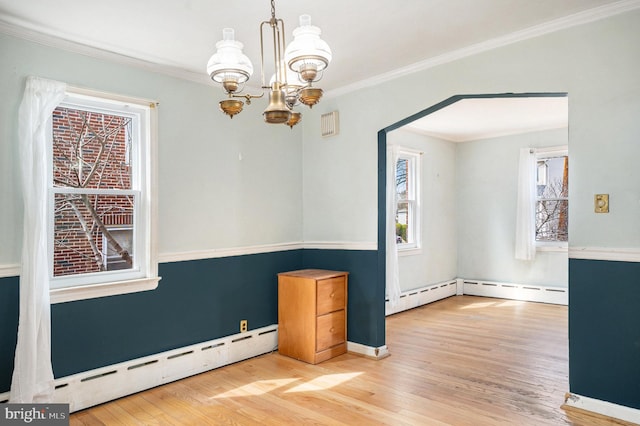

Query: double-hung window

[535,147,568,248]
[49,88,159,303]
[395,149,421,252]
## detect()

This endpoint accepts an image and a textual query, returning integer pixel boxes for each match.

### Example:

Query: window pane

[396,158,408,200]
[536,199,568,242]
[396,201,409,244]
[52,106,132,190]
[53,193,135,277]
[537,156,568,199]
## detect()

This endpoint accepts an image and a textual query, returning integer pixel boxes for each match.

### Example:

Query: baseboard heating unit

[385,278,568,316]
[386,280,458,316]
[462,279,567,305]
[0,325,278,413]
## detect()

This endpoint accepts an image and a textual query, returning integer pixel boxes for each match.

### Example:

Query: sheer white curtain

[515,147,537,261]
[10,77,66,403]
[386,145,402,307]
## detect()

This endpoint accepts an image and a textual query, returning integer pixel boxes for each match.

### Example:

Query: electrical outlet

[240,319,248,333]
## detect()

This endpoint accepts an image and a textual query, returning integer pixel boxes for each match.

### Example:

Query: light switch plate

[595,194,609,213]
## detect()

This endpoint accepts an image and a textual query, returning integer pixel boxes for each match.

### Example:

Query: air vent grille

[321,111,339,137]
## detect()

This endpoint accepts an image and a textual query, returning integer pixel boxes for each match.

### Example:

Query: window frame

[395,148,422,255]
[535,146,568,252]
[47,87,160,303]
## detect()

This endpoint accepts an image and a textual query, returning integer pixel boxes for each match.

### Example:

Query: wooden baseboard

[347,342,390,360]
[563,393,640,425]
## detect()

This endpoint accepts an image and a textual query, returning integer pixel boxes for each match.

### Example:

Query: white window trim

[535,145,568,252]
[396,147,422,255]
[49,86,160,304]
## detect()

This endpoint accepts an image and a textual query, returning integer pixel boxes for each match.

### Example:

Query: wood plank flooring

[70,296,634,425]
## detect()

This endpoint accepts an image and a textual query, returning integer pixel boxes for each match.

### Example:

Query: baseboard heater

[386,280,458,316]
[0,325,278,413]
[385,278,568,316]
[462,279,568,305]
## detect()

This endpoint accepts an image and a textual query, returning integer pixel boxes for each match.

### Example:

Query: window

[48,89,159,303]
[395,149,421,252]
[535,148,568,246]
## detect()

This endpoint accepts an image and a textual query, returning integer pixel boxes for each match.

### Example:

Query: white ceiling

[0,0,635,138]
[403,96,569,142]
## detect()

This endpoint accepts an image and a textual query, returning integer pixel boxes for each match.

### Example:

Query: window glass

[52,106,137,278]
[395,151,420,250]
[535,155,568,242]
[396,158,409,244]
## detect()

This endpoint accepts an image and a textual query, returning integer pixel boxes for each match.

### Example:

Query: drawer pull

[330,292,335,298]
[330,327,335,333]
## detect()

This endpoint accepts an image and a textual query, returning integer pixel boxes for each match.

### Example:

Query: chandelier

[206,0,332,128]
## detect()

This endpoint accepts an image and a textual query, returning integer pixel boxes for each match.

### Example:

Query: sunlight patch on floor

[496,300,525,307]
[460,300,526,310]
[459,301,497,310]
[285,372,363,393]
[211,372,364,399]
[212,378,299,398]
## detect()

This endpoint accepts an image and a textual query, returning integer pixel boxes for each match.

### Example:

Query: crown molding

[0,19,211,86]
[326,0,640,98]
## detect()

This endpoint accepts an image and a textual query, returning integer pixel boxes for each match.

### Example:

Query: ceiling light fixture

[206,0,332,128]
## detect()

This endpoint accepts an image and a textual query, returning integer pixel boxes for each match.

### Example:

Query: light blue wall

[388,128,457,291]
[0,32,303,265]
[302,10,640,251]
[457,128,568,286]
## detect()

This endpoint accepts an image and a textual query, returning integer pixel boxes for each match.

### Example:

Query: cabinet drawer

[316,310,346,352]
[317,277,346,315]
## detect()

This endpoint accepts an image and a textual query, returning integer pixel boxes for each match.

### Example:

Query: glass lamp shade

[206,28,254,91]
[284,15,332,80]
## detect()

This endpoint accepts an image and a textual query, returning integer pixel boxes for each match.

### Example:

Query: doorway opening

[378,92,569,317]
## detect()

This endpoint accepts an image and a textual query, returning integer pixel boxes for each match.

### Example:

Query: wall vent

[321,111,339,137]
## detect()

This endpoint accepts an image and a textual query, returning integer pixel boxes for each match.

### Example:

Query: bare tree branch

[79,194,132,267]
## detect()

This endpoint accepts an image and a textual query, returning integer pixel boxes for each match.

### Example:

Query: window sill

[398,247,422,257]
[50,276,161,304]
[536,244,568,253]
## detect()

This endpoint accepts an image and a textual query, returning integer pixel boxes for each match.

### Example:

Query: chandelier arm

[229,92,265,101]
[272,21,280,87]
[277,19,287,88]
[260,21,268,88]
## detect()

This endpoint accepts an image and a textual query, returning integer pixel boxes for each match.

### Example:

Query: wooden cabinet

[277,269,348,364]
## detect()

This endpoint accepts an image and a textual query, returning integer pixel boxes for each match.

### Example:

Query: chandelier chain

[271,0,276,20]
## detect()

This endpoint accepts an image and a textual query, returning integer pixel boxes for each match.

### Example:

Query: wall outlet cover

[595,194,609,213]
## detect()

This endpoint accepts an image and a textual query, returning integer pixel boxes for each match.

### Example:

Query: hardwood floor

[70,296,632,425]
